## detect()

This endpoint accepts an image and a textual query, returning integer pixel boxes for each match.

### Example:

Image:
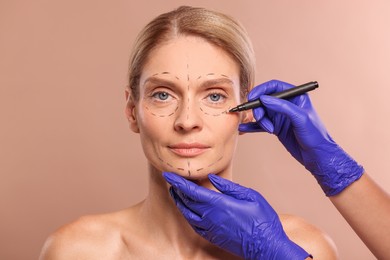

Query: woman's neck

[137,164,234,258]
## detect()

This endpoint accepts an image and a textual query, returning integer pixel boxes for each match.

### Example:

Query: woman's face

[128,35,244,179]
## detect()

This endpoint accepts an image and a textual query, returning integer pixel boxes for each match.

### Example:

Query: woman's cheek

[211,114,240,143]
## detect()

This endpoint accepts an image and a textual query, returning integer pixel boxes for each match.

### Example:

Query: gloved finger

[248,80,294,101]
[238,122,265,133]
[237,114,274,133]
[170,187,215,232]
[169,187,204,226]
[208,174,258,202]
[253,107,274,133]
[163,172,221,204]
[259,95,310,132]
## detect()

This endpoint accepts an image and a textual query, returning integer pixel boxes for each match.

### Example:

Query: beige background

[1,1,389,259]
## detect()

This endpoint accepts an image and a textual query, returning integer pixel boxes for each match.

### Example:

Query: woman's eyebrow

[200,78,235,89]
[142,76,235,90]
[142,76,177,87]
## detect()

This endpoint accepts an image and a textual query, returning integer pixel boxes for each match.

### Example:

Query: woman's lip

[168,143,210,157]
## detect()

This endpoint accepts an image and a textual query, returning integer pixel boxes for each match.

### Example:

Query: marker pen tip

[229,107,239,113]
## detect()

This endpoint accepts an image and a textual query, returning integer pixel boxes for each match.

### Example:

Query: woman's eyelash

[206,92,227,102]
[152,91,170,100]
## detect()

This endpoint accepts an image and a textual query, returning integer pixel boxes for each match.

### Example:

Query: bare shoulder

[280,214,338,259]
[39,210,132,260]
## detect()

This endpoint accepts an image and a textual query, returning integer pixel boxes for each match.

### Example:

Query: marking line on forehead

[197,73,230,80]
[187,63,190,81]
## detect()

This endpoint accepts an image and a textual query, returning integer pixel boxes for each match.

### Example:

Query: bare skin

[40,36,338,259]
[40,169,337,259]
[330,173,390,259]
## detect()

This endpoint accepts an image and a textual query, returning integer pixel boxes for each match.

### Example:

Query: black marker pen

[229,81,319,112]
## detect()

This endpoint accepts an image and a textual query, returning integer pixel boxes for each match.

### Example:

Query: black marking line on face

[187,63,190,81]
[207,156,223,168]
[151,71,228,176]
[196,73,235,117]
[186,96,190,120]
[186,63,190,122]
[158,156,188,173]
[151,72,180,80]
[187,160,191,177]
[195,156,224,172]
[144,104,179,118]
[157,154,224,176]
[199,106,224,117]
[143,71,182,118]
[158,156,172,167]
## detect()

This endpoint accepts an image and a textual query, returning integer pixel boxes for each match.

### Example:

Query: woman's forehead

[141,35,240,83]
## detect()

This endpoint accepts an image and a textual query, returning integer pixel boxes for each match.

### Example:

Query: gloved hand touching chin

[163,172,311,260]
[239,80,364,196]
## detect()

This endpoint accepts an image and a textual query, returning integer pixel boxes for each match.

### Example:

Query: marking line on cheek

[144,104,178,118]
[158,155,185,172]
[207,156,223,168]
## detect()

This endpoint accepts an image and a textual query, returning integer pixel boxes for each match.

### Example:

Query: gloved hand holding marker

[238,80,364,196]
[229,81,319,112]
[164,79,390,259]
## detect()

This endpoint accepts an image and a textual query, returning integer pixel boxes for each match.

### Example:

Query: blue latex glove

[239,80,364,196]
[163,172,311,260]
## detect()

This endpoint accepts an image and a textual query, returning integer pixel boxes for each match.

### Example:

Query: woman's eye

[209,93,221,102]
[207,93,226,103]
[152,91,170,101]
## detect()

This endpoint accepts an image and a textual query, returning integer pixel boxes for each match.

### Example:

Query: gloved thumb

[208,174,257,202]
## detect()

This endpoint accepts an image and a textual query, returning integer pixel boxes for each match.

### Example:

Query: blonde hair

[128,6,255,100]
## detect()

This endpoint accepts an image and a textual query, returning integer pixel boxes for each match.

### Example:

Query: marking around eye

[144,104,179,117]
[199,106,225,117]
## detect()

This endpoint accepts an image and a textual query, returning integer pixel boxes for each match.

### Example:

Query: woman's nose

[173,99,203,132]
